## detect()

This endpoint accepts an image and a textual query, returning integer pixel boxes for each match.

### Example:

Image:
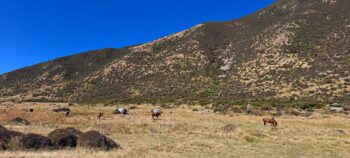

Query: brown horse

[263,117,278,127]
[97,112,104,120]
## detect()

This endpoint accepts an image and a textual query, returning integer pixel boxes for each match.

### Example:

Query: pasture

[0,102,349,158]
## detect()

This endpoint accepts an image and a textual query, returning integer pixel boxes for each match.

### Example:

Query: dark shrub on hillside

[10,117,30,125]
[213,104,231,114]
[260,104,273,111]
[47,127,82,149]
[270,111,283,117]
[14,133,52,150]
[77,130,120,150]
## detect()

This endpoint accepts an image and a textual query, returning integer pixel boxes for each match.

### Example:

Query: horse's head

[273,119,278,126]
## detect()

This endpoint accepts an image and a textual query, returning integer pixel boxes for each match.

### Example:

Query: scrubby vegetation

[1,0,349,108]
[0,102,349,157]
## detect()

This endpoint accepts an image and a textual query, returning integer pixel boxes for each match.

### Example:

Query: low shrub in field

[77,130,121,150]
[13,134,52,150]
[0,125,121,151]
[48,127,82,149]
[9,117,30,126]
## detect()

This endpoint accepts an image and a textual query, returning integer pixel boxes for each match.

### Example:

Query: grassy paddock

[0,102,349,158]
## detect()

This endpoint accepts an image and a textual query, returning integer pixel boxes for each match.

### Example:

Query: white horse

[151,109,162,120]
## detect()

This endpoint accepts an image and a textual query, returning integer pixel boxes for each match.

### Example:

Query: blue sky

[0,0,276,74]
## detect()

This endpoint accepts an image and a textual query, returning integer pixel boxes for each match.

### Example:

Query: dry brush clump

[9,117,31,125]
[47,127,83,149]
[0,124,121,151]
[77,130,121,150]
[10,133,52,150]
[0,126,25,150]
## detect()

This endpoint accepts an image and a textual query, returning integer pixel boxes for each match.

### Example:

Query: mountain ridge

[1,0,349,105]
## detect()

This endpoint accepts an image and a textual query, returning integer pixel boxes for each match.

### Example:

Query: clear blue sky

[0,0,276,74]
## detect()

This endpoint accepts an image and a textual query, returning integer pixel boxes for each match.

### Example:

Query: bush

[47,127,82,149]
[77,131,120,150]
[13,134,52,150]
[0,129,24,150]
[198,99,211,106]
[260,104,273,111]
[10,117,30,126]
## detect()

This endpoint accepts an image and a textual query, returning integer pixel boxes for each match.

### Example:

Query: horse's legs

[263,121,266,126]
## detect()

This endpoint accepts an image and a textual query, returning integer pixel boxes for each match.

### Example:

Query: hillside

[1,0,350,105]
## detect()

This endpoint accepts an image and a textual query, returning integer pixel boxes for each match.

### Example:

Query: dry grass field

[0,102,349,158]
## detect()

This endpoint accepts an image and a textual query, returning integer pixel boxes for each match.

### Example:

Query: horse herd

[94,108,162,121]
[100,108,277,127]
[31,106,277,127]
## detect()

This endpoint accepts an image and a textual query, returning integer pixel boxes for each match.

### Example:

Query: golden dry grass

[0,102,349,158]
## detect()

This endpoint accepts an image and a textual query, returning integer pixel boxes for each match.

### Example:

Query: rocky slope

[1,0,349,104]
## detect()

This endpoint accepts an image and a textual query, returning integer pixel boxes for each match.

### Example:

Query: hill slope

[1,0,350,104]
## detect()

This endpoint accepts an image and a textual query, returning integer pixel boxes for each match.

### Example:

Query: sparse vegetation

[1,0,350,156]
[1,0,349,104]
[0,102,349,157]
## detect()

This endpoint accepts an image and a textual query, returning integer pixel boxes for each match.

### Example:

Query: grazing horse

[97,112,104,120]
[263,117,278,127]
[151,109,162,120]
[115,108,128,115]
